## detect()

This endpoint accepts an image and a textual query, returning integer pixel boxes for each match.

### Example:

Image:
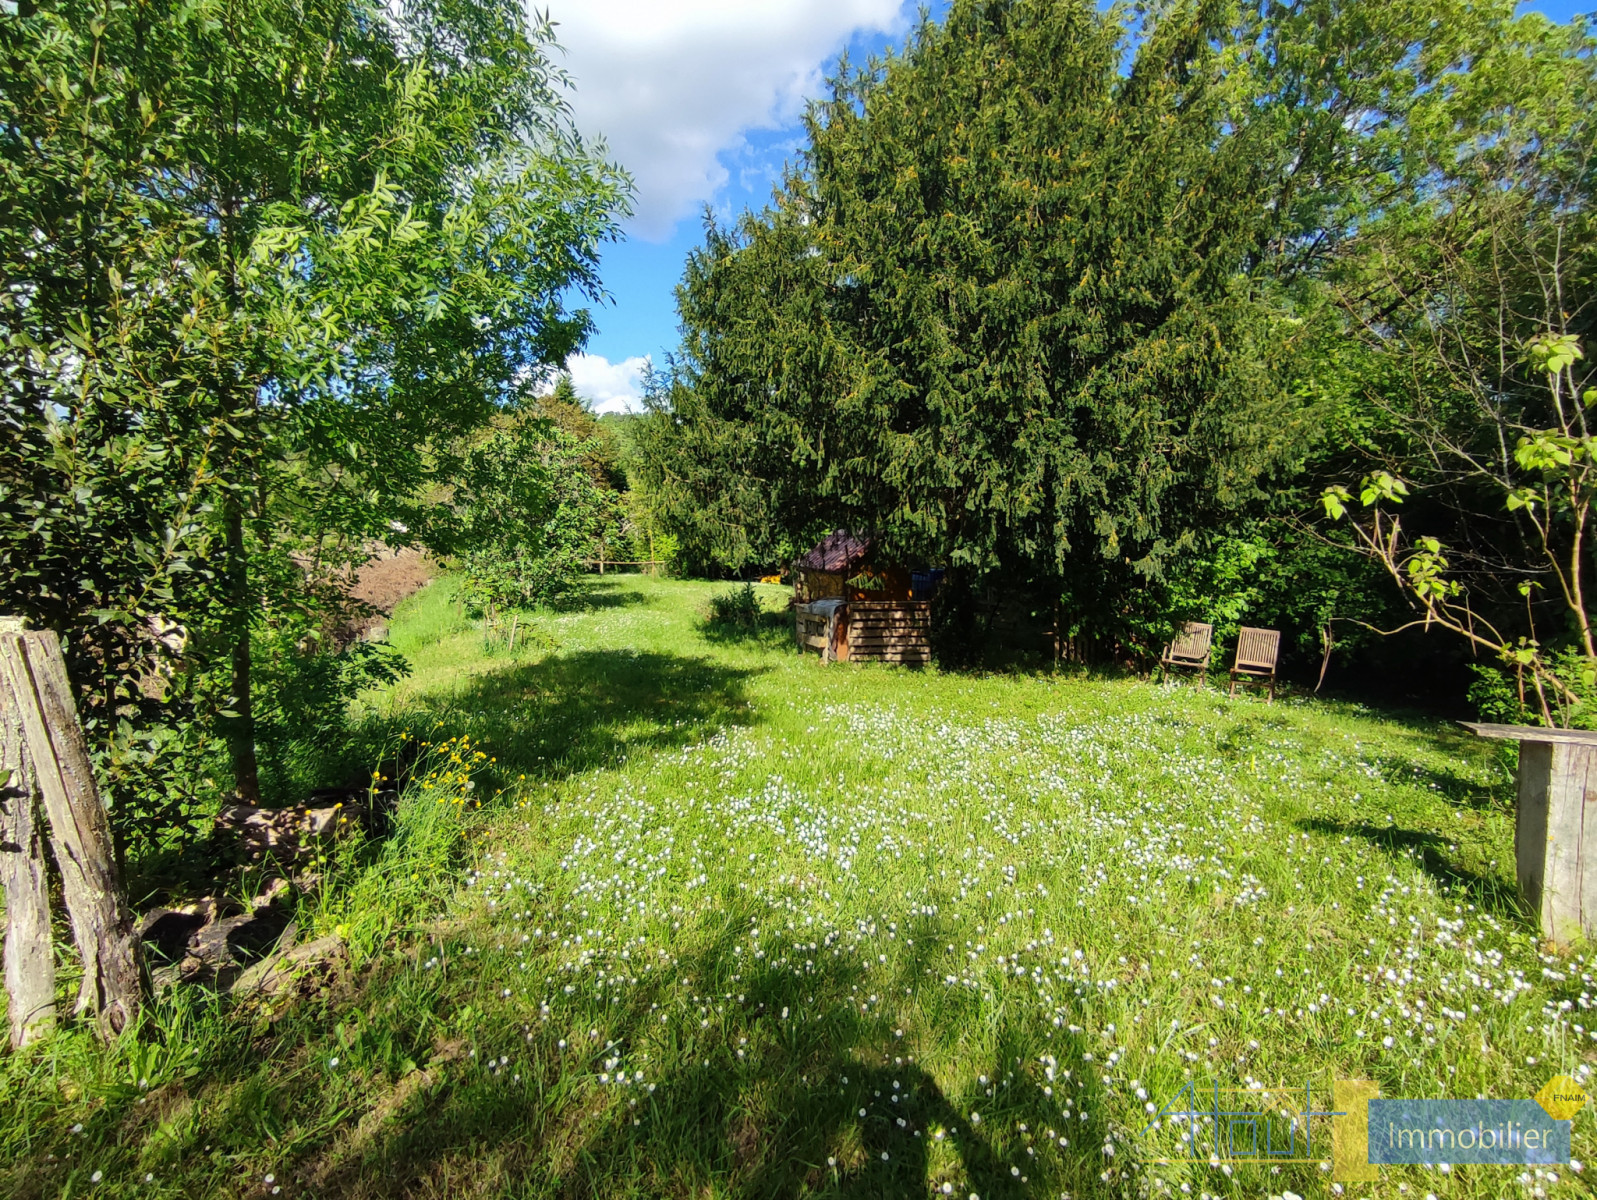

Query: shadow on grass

[1370,755,1513,813]
[0,893,1137,1200]
[376,648,766,785]
[544,578,653,613]
[1207,708,1513,813]
[697,609,795,652]
[1205,712,1295,758]
[1296,816,1525,918]
[283,909,1106,1199]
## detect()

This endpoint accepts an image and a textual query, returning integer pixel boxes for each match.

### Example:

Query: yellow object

[1332,1079,1380,1183]
[1536,1075,1589,1121]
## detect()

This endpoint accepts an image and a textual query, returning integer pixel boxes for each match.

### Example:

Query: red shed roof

[796,529,872,573]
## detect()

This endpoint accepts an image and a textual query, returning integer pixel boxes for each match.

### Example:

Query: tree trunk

[224,499,260,803]
[0,627,141,1040]
[0,624,55,1049]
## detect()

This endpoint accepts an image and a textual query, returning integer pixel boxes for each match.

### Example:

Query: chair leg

[1268,675,1275,704]
[1228,673,1236,697]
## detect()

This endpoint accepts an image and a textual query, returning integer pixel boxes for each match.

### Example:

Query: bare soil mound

[349,548,434,614]
[334,548,435,644]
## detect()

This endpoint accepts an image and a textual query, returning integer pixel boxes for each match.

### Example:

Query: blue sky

[551,0,1586,410]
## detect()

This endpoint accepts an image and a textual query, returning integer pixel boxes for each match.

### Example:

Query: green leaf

[1524,333,1585,376]
[1359,471,1408,506]
[1321,484,1351,520]
[1515,431,1579,472]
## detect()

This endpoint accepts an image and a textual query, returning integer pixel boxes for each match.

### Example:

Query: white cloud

[545,1,908,240]
[566,352,652,413]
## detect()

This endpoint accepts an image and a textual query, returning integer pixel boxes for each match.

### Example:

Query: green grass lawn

[4,575,1592,1199]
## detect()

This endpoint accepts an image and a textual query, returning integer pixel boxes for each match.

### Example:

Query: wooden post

[0,625,141,1040]
[1052,600,1062,673]
[508,612,518,654]
[1462,723,1597,945]
[0,619,54,1048]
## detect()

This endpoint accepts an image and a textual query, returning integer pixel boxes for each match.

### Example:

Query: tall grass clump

[705,582,764,628]
[306,727,503,956]
[0,722,503,1198]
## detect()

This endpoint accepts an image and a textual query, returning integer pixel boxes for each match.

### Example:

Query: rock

[192,906,293,965]
[228,910,293,962]
[251,876,291,911]
[304,786,369,808]
[228,934,347,999]
[141,886,296,994]
[139,878,311,993]
[213,802,369,865]
[137,906,211,964]
[189,913,260,968]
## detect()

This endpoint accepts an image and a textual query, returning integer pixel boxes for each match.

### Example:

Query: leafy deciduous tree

[1,0,628,813]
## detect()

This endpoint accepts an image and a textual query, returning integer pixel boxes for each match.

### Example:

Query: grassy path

[4,576,1590,1199]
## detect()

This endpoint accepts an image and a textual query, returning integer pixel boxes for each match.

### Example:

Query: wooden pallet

[846,601,930,664]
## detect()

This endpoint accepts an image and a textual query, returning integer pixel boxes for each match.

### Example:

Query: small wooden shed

[792,531,933,665]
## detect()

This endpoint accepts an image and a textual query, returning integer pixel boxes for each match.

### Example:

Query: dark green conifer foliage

[646,0,1306,626]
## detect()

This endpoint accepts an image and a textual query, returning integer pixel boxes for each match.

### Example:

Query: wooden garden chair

[1158,621,1213,686]
[1228,626,1282,702]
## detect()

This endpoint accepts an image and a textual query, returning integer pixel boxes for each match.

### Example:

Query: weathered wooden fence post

[0,618,55,1048]
[0,621,141,1041]
[1462,722,1597,945]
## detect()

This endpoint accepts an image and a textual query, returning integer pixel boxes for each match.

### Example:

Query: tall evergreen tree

[643,0,1306,633]
[642,0,1574,669]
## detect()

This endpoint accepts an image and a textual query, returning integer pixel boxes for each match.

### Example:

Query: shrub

[706,583,764,629]
[448,421,624,612]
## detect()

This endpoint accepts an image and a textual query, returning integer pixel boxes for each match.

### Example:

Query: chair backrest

[1163,621,1213,664]
[1233,626,1281,672]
